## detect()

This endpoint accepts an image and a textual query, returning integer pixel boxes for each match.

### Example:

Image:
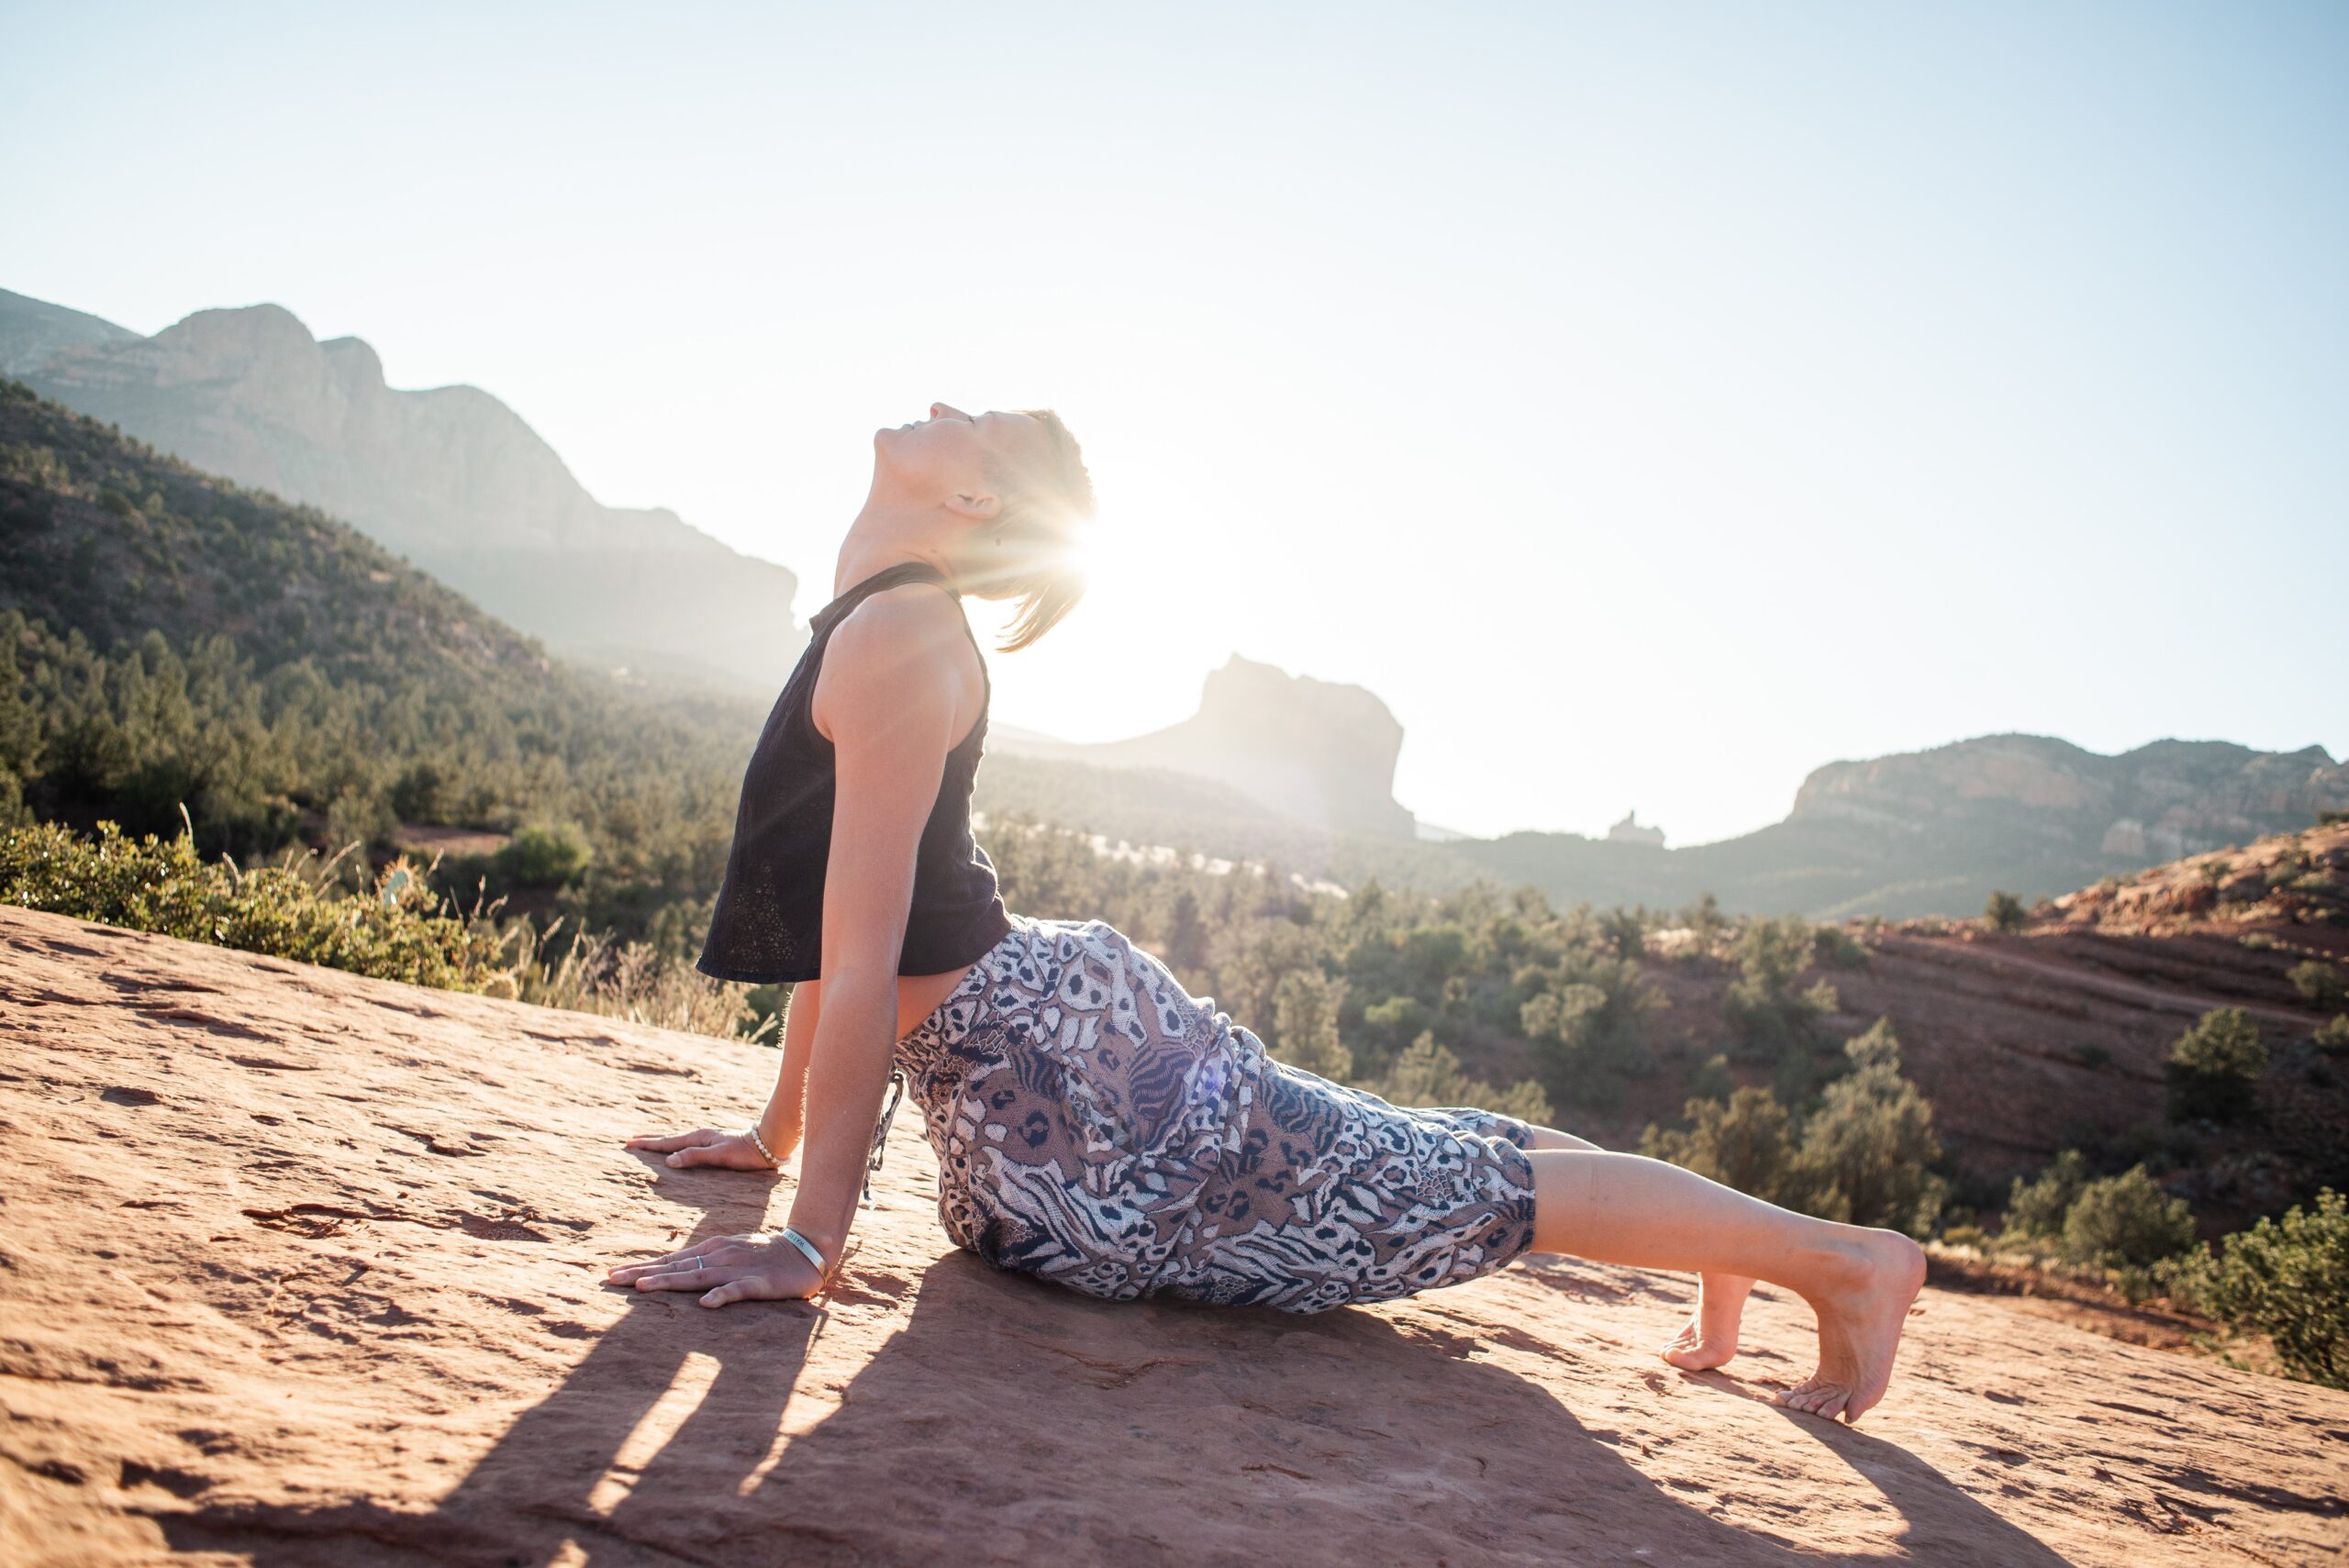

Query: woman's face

[874,402,1040,498]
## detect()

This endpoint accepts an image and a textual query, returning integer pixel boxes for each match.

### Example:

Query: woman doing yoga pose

[605,402,1926,1425]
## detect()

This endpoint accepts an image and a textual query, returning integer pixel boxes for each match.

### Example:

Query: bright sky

[7,2,2344,844]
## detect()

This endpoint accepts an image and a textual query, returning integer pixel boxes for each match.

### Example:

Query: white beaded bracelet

[743,1125,781,1166]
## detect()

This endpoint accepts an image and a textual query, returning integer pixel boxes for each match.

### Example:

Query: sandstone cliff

[1791,733,2348,864]
[6,290,804,695]
[990,653,1418,840]
[1456,734,2349,920]
[4,905,2343,1565]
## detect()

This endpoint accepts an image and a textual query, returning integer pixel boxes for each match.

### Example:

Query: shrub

[1644,1019,1948,1234]
[1796,1019,1947,1236]
[1520,981,1608,1053]
[1686,1050,1733,1102]
[2164,1007,2268,1123]
[2060,1165,2198,1268]
[1369,1030,1551,1127]
[2288,960,2345,1010]
[1270,968,1353,1079]
[0,817,503,990]
[1814,925,1870,969]
[1359,994,1432,1056]
[1722,914,1834,1060]
[1983,890,2027,934]
[2006,1148,2091,1240]
[1640,1086,1805,1208]
[2196,1188,2349,1389]
[497,820,593,888]
[0,817,767,1040]
[2315,1016,2349,1055]
[390,761,449,823]
[1515,945,1659,1104]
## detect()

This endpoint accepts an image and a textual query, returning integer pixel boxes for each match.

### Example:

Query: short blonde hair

[966,408,1096,651]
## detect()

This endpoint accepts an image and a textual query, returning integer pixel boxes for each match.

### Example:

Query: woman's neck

[832,499,953,600]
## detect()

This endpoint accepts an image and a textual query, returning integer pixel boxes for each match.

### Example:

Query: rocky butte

[3,904,2343,1566]
[991,651,1419,840]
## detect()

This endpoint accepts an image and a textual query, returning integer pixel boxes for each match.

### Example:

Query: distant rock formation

[1608,809,1665,848]
[1789,733,2348,859]
[1453,733,2349,920]
[6,289,804,695]
[990,653,1417,838]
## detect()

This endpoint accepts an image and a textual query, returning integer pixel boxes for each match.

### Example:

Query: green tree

[499,821,594,888]
[1722,913,1834,1060]
[1982,890,2027,934]
[2288,960,2345,1010]
[1639,1086,1806,1209]
[1795,1019,1946,1236]
[2005,1148,2091,1240]
[1359,994,1432,1060]
[1369,1030,1552,1126]
[2164,1007,2268,1123]
[2197,1187,2349,1389]
[2060,1165,2197,1269]
[1270,968,1353,1080]
[1161,886,1208,973]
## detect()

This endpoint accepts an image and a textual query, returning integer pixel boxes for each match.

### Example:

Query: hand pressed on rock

[605,1232,826,1307]
[622,1125,793,1171]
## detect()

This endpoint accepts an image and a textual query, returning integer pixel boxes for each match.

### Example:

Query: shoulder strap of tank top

[813,560,960,629]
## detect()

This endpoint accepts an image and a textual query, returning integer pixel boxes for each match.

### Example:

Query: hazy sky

[7,1,2343,843]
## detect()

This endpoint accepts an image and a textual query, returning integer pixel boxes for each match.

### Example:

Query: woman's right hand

[623,1126,796,1172]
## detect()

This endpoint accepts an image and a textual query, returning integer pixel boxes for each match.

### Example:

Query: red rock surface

[3,905,2344,1566]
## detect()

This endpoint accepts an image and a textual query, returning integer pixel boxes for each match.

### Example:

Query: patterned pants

[892,913,1541,1313]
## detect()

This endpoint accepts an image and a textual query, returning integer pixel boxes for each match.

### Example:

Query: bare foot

[1773,1229,1927,1425]
[1659,1272,1756,1371]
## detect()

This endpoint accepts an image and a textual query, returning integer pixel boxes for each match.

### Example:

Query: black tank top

[695,560,1014,984]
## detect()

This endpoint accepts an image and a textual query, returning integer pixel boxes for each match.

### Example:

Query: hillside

[0,380,760,934]
[4,288,806,695]
[1562,823,2349,1240]
[4,901,2343,1567]
[0,286,136,377]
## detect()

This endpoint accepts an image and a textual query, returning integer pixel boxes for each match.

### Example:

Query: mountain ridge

[5,287,806,695]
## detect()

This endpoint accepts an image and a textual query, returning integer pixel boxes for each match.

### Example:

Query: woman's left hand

[604,1232,824,1308]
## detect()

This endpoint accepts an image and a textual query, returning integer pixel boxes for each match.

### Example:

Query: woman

[606,403,1926,1425]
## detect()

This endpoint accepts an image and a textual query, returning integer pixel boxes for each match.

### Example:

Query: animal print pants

[891,913,1541,1313]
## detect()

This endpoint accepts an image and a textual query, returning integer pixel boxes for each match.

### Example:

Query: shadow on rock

[150,1237,2077,1566]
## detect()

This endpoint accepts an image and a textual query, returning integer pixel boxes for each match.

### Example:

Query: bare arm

[620,986,814,1172]
[780,589,972,1268]
[605,584,974,1304]
[756,984,816,1158]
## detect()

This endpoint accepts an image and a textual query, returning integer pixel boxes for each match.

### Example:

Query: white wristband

[778,1226,830,1280]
